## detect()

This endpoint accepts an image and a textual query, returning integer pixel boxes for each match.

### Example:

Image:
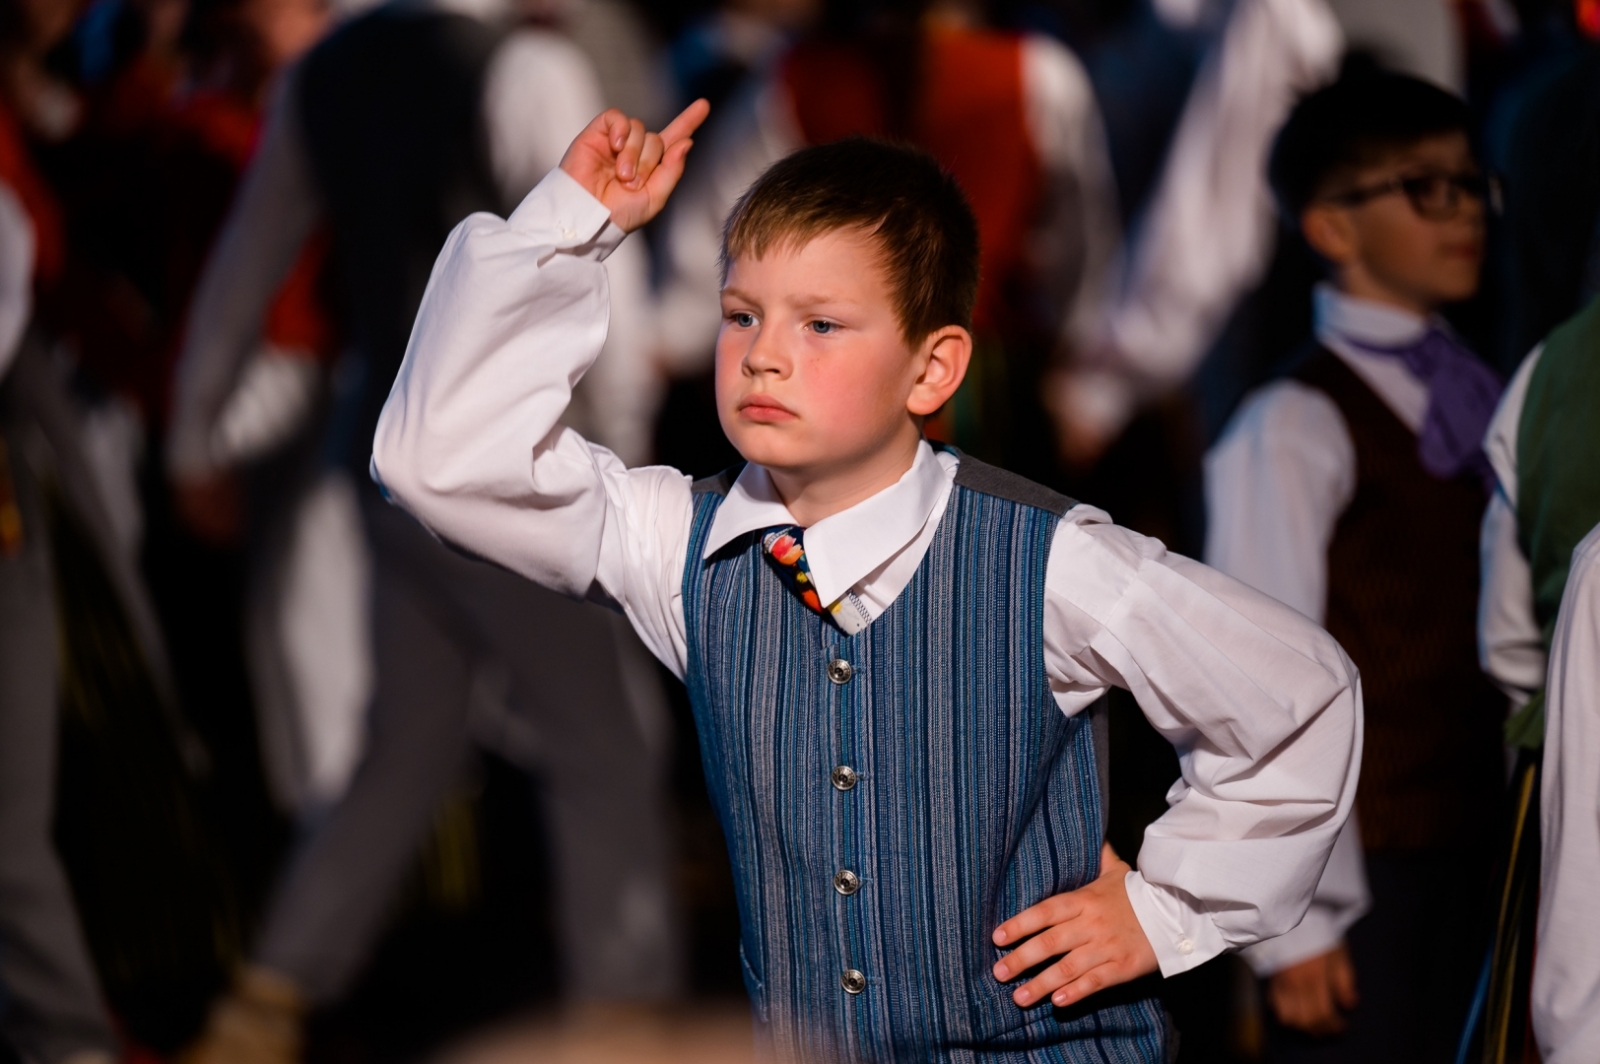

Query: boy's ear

[1301,203,1358,267]
[907,325,972,418]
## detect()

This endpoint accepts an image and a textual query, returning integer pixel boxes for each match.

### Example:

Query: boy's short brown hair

[720,138,981,344]
[1269,70,1470,221]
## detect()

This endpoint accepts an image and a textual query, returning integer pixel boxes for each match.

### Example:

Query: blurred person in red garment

[0,0,250,1059]
[0,4,119,1064]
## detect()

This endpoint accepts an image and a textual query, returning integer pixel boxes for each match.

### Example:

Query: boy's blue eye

[730,312,756,328]
[811,320,837,335]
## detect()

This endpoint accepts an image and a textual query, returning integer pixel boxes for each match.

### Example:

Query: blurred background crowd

[0,0,1595,1061]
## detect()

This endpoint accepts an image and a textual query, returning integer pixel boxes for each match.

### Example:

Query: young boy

[372,103,1362,1062]
[1205,74,1506,1062]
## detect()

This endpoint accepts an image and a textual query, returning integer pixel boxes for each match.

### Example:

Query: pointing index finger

[659,98,711,147]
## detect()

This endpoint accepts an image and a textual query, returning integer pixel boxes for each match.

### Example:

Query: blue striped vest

[682,454,1169,1063]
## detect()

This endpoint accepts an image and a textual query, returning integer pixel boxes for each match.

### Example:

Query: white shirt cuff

[1239,904,1359,976]
[508,166,626,260]
[1124,870,1229,976]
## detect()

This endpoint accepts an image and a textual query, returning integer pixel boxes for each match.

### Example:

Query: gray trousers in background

[0,413,119,1064]
[255,493,682,1005]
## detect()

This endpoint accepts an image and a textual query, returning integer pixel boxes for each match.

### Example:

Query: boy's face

[1304,132,1485,313]
[716,228,968,494]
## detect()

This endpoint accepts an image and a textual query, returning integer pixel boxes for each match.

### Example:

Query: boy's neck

[1333,267,1439,320]
[763,429,925,528]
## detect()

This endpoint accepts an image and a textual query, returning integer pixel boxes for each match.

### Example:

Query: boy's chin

[727,432,808,471]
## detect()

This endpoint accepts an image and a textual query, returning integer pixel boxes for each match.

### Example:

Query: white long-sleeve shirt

[1478,346,1545,705]
[1476,343,1600,1062]
[1533,521,1600,1064]
[370,168,1363,979]
[652,32,1122,374]
[167,0,660,475]
[1203,285,1463,974]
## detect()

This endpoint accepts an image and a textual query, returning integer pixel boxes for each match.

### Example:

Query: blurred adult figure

[1048,0,1344,464]
[0,4,119,1061]
[170,2,680,1061]
[1,0,239,1058]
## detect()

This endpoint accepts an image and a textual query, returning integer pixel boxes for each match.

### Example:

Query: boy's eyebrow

[719,286,863,310]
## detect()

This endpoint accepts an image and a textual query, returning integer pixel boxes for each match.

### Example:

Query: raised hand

[990,843,1159,1009]
[559,99,711,234]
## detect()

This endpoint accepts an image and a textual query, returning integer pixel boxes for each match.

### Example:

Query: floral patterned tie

[762,526,823,612]
[761,526,870,634]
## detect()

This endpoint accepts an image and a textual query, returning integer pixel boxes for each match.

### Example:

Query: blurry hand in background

[1267,943,1359,1037]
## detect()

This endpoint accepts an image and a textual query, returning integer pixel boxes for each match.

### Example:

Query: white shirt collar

[1310,284,1435,434]
[1312,282,1430,349]
[702,440,955,609]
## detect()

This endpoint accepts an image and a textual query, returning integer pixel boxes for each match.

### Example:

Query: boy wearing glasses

[1204,73,1506,1062]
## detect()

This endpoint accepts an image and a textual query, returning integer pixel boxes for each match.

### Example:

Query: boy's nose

[742,329,789,376]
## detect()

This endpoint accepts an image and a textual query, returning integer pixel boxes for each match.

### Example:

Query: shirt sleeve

[1533,523,1600,1064]
[1019,34,1121,354]
[1042,506,1363,976]
[168,70,323,478]
[0,180,34,383]
[1239,816,1370,975]
[1202,380,1355,624]
[1479,346,1544,701]
[482,31,663,467]
[370,168,693,677]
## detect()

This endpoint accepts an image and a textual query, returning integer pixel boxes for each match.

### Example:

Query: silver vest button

[833,869,861,896]
[831,765,859,791]
[826,658,854,684]
[841,968,866,994]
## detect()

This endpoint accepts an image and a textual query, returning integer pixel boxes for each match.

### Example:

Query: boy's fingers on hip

[1051,952,1128,1009]
[994,893,1083,944]
[992,920,1093,980]
[1012,945,1112,1007]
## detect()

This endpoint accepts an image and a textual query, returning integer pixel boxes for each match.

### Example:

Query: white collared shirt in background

[1477,344,1600,1063]
[1202,283,1459,974]
[373,168,1364,979]
[1533,521,1600,1064]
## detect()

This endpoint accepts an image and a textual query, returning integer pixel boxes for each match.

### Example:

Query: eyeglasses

[1326,171,1499,221]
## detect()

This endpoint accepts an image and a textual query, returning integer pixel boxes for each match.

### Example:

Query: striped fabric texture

[683,457,1168,1063]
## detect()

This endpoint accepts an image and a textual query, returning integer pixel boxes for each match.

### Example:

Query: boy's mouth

[737,394,798,423]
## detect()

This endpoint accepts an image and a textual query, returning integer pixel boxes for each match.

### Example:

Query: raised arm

[371,103,708,671]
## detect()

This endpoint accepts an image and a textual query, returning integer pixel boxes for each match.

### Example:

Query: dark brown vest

[1295,349,1505,851]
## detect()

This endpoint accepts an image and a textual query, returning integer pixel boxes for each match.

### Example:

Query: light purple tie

[1346,328,1503,489]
